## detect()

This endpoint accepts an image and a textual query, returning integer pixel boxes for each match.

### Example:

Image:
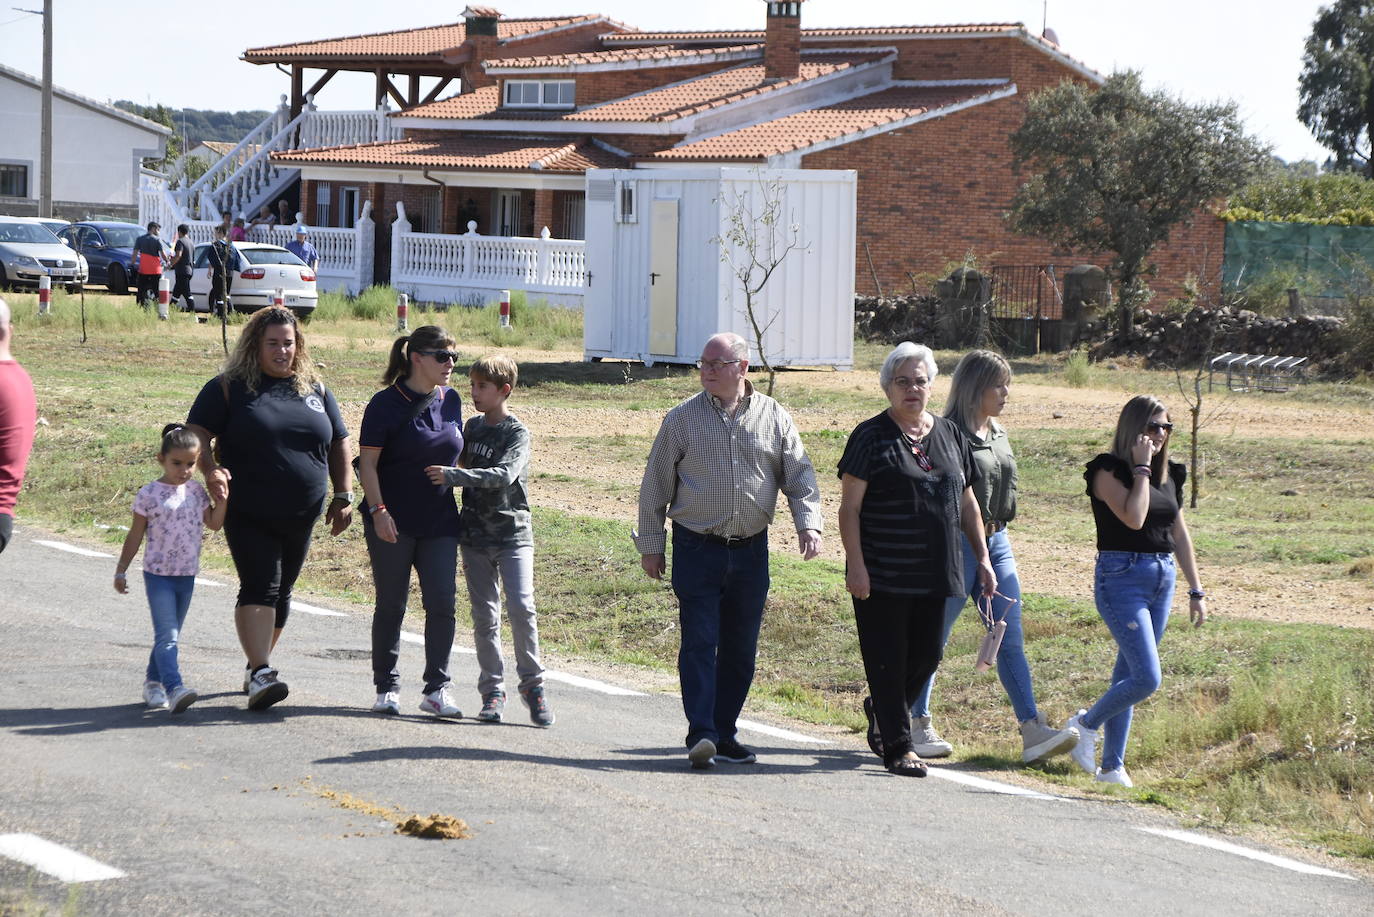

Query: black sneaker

[520,685,554,727]
[247,666,289,711]
[714,738,757,764]
[477,689,506,723]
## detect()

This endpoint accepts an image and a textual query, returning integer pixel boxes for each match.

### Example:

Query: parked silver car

[0,219,83,292]
[0,216,87,290]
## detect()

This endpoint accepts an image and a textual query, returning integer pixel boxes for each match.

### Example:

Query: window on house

[418,188,442,234]
[615,181,637,224]
[561,193,585,240]
[495,190,522,236]
[315,182,332,227]
[0,164,28,198]
[502,79,575,109]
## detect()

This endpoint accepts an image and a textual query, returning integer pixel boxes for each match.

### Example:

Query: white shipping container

[583,167,856,369]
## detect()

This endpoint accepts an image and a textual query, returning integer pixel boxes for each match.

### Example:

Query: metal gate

[987,264,1067,354]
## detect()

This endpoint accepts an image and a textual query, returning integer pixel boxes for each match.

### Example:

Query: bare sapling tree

[713,171,806,396]
[1173,321,1234,508]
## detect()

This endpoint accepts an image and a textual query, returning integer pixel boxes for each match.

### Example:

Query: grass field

[7,287,1374,864]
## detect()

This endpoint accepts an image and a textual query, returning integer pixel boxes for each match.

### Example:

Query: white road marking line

[1136,827,1354,880]
[292,601,346,618]
[927,768,1061,800]
[736,718,832,745]
[35,540,111,559]
[194,578,224,587]
[543,669,645,696]
[0,834,126,882]
[400,631,476,654]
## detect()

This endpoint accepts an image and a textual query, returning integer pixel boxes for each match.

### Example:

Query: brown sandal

[886,753,928,777]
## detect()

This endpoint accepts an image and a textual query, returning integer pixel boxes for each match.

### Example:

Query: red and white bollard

[396,292,409,332]
[499,289,511,328]
[37,275,51,315]
[272,288,285,309]
[157,276,171,321]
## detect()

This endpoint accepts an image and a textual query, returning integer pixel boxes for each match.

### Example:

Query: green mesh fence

[1223,220,1374,297]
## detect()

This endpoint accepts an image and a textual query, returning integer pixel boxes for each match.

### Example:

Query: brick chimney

[461,6,502,90]
[763,1,804,81]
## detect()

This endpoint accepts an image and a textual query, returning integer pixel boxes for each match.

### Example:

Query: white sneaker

[1096,766,1133,788]
[167,685,198,714]
[911,715,953,758]
[372,691,400,715]
[1064,710,1098,774]
[143,680,168,710]
[1020,714,1080,763]
[241,664,251,695]
[247,666,289,711]
[419,686,462,718]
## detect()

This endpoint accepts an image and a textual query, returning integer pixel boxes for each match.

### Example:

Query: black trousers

[170,272,193,310]
[210,273,233,314]
[852,591,946,763]
[223,509,318,628]
[135,272,160,306]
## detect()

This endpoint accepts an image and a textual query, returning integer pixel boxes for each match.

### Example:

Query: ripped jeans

[1081,551,1176,772]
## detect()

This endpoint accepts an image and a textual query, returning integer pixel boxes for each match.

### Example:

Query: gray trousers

[365,518,458,695]
[460,543,544,695]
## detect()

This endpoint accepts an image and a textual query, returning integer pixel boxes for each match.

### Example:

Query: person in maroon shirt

[0,297,37,554]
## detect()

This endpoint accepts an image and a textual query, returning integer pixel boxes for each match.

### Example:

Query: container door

[648,199,679,357]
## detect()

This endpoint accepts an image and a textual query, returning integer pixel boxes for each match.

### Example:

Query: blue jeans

[911,530,1038,723]
[144,572,195,691]
[670,524,770,748]
[1082,551,1176,772]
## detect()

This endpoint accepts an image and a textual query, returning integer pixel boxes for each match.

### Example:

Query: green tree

[1298,0,1374,178]
[1226,160,1374,222]
[1008,71,1268,339]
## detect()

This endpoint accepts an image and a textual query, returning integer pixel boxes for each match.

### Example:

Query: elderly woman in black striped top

[837,342,995,777]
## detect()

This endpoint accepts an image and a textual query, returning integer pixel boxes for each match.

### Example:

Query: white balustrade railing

[299,107,402,149]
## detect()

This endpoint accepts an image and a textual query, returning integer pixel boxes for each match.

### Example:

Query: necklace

[898,423,934,472]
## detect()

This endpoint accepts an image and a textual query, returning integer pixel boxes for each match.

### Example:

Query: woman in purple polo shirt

[358,326,465,718]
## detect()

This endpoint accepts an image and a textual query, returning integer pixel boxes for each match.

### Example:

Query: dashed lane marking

[35,540,111,558]
[544,669,645,697]
[927,768,1060,800]
[0,834,125,882]
[736,718,832,744]
[293,601,347,618]
[1136,827,1354,880]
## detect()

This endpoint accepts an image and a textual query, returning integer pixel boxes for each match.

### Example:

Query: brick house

[247,2,1222,300]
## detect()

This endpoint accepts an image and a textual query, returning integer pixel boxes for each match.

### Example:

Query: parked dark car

[57,221,144,294]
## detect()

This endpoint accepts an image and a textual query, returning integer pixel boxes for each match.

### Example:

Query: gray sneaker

[520,685,554,727]
[247,666,289,711]
[143,680,168,710]
[688,737,716,770]
[477,690,506,723]
[1020,714,1080,763]
[911,715,953,758]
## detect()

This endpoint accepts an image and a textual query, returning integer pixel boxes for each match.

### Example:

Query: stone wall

[1089,306,1347,370]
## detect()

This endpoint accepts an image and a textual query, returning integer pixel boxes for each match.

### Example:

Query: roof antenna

[1041,1,1060,46]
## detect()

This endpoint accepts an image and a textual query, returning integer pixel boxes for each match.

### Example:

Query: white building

[0,62,170,220]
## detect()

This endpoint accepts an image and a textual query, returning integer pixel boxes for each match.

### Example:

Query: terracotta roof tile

[271,136,626,172]
[647,84,1006,161]
[242,17,598,62]
[601,23,1023,44]
[402,51,889,123]
[485,42,761,71]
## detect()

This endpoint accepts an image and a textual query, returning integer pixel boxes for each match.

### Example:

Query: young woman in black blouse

[1065,395,1208,787]
[838,342,996,777]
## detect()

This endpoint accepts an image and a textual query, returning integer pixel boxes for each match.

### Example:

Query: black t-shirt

[358,383,463,538]
[188,374,347,519]
[837,411,979,597]
[172,238,193,277]
[1084,453,1187,553]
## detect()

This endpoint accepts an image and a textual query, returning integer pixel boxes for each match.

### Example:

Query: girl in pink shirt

[114,424,228,713]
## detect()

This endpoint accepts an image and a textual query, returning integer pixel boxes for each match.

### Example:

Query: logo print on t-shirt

[305,394,326,414]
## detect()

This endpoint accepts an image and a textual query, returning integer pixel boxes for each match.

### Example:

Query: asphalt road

[1,524,1368,916]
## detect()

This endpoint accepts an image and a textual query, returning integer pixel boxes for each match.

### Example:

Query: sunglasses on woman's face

[419,350,459,364]
[1146,421,1174,434]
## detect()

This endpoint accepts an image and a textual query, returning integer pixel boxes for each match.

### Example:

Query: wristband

[1188,589,1206,599]
[1133,466,1152,477]
[114,572,127,580]
[332,491,355,506]
[369,503,387,515]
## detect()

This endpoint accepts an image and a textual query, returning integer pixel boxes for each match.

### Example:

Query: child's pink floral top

[133,480,210,576]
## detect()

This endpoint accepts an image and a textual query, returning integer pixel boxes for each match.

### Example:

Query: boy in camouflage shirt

[426,355,552,726]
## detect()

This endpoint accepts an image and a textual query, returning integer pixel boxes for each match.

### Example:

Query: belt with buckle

[674,523,764,548]
[985,520,1007,535]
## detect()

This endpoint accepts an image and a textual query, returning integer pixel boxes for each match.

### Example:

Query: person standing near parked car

[285,227,319,274]
[230,217,247,243]
[167,224,195,315]
[1065,395,1207,787]
[357,326,465,719]
[133,221,166,308]
[207,225,239,317]
[186,306,354,710]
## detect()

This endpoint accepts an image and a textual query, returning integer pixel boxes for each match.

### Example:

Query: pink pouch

[974,592,1016,673]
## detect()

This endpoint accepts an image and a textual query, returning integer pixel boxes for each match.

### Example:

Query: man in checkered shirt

[635,331,823,770]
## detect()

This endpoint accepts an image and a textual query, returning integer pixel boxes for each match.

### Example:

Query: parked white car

[189,242,317,318]
[0,218,83,293]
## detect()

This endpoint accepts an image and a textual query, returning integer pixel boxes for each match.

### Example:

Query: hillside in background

[113,101,269,144]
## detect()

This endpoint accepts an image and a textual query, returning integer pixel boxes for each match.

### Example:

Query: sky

[0,0,1332,163]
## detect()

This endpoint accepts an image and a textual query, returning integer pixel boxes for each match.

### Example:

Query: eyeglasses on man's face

[1146,421,1174,434]
[696,359,741,372]
[418,350,459,364]
[890,376,931,391]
